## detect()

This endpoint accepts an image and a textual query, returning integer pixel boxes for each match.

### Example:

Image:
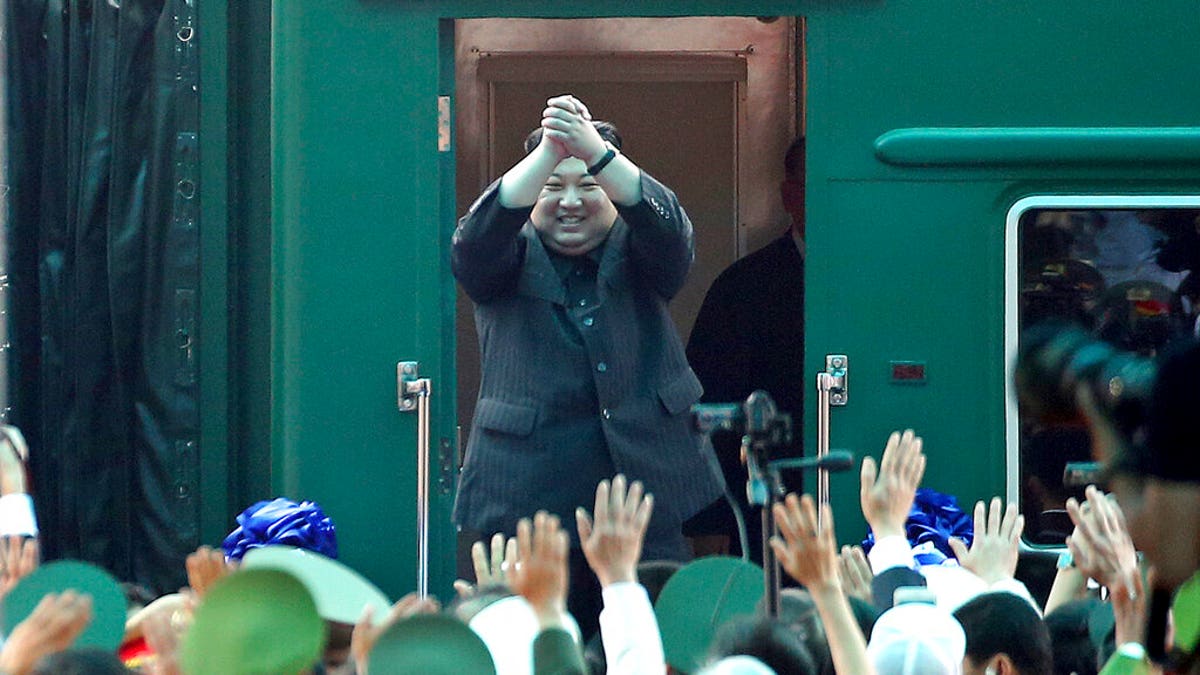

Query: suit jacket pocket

[475,397,538,437]
[657,370,704,416]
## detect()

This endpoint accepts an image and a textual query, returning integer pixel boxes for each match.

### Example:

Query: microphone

[769,449,856,473]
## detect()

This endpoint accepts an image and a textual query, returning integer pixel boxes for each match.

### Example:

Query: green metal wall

[802,2,1200,541]
[232,1,1200,599]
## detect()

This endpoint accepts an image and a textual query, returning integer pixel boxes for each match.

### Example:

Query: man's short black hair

[523,120,623,155]
[953,592,1053,675]
[1043,598,1104,675]
[784,136,806,180]
[708,615,818,675]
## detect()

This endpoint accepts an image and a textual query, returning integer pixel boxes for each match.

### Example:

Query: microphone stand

[744,434,785,617]
[747,451,856,617]
[713,390,853,619]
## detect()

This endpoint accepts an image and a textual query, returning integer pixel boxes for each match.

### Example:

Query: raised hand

[771,494,875,675]
[860,429,926,538]
[124,591,193,669]
[0,591,93,675]
[185,545,234,599]
[508,511,571,627]
[138,593,196,675]
[540,95,606,165]
[0,537,39,603]
[576,474,653,587]
[0,425,29,496]
[838,545,874,604]
[948,497,1024,584]
[453,532,517,599]
[1065,485,1138,595]
[771,494,841,594]
[351,592,441,675]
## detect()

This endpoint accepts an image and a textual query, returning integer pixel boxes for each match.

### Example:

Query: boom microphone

[769,449,856,473]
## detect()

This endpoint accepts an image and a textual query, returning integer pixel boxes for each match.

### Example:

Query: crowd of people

[0,94,1195,674]
[0,402,1194,673]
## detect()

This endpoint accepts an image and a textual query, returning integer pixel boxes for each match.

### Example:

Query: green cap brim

[180,568,325,675]
[241,544,391,625]
[1174,573,1200,652]
[1,559,126,651]
[654,556,764,674]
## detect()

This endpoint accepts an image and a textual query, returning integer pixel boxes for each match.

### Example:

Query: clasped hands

[538,94,610,167]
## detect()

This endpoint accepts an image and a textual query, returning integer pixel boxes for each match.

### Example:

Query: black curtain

[5,0,201,593]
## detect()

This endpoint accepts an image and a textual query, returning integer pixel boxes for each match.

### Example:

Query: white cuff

[0,494,38,537]
[867,535,916,574]
[599,582,665,675]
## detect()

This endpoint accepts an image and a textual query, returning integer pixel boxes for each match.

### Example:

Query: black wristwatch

[586,144,618,176]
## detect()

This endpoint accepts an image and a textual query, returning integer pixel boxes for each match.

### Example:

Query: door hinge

[437,96,451,152]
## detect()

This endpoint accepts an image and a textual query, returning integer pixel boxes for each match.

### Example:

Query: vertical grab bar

[815,372,832,528]
[398,362,434,599]
[814,355,848,530]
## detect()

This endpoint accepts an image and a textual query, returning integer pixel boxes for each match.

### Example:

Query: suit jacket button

[601,408,612,419]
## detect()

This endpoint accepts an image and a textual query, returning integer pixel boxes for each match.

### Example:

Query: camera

[1015,322,1158,452]
[691,392,792,451]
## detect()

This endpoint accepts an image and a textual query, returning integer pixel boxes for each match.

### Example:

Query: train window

[1008,198,1200,546]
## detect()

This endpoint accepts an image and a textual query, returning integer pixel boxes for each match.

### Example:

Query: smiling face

[530,157,617,256]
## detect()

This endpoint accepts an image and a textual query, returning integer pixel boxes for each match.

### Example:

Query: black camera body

[691,391,793,455]
[1015,323,1158,453]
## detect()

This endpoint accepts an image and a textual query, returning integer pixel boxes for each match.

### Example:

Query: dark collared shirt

[547,244,605,349]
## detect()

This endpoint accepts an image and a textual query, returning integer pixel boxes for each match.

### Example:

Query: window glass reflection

[1018,208,1200,545]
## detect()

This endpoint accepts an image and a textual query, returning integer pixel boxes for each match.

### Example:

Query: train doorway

[453,14,803,469]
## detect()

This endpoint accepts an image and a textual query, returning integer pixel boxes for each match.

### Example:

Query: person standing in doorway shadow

[684,137,807,562]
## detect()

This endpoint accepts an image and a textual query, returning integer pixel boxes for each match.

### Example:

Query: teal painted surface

[197,0,231,546]
[257,0,1200,599]
[875,127,1200,167]
[802,1,1200,542]
[228,0,275,516]
[271,2,453,599]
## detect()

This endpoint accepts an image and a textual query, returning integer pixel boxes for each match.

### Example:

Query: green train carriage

[7,1,1199,601]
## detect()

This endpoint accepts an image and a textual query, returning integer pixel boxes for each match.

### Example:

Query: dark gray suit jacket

[451,172,724,551]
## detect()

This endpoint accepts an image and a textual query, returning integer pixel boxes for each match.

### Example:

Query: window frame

[1005,194,1200,547]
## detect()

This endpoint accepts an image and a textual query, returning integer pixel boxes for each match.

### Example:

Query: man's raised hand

[576,474,653,587]
[860,429,926,539]
[948,497,1024,584]
[541,95,607,166]
[509,511,571,628]
[453,532,517,599]
[1065,485,1138,596]
[771,494,842,594]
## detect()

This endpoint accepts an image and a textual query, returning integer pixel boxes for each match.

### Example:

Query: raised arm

[542,95,692,298]
[947,496,1039,611]
[576,475,665,675]
[509,511,588,675]
[620,175,694,300]
[771,493,875,675]
[0,426,39,603]
[1065,486,1146,647]
[860,430,926,573]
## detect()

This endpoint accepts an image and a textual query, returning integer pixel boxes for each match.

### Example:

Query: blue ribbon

[222,498,338,561]
[862,488,974,565]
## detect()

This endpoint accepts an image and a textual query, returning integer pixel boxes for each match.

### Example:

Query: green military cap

[180,568,325,675]
[241,544,391,625]
[368,613,495,675]
[1,559,127,651]
[654,556,764,674]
